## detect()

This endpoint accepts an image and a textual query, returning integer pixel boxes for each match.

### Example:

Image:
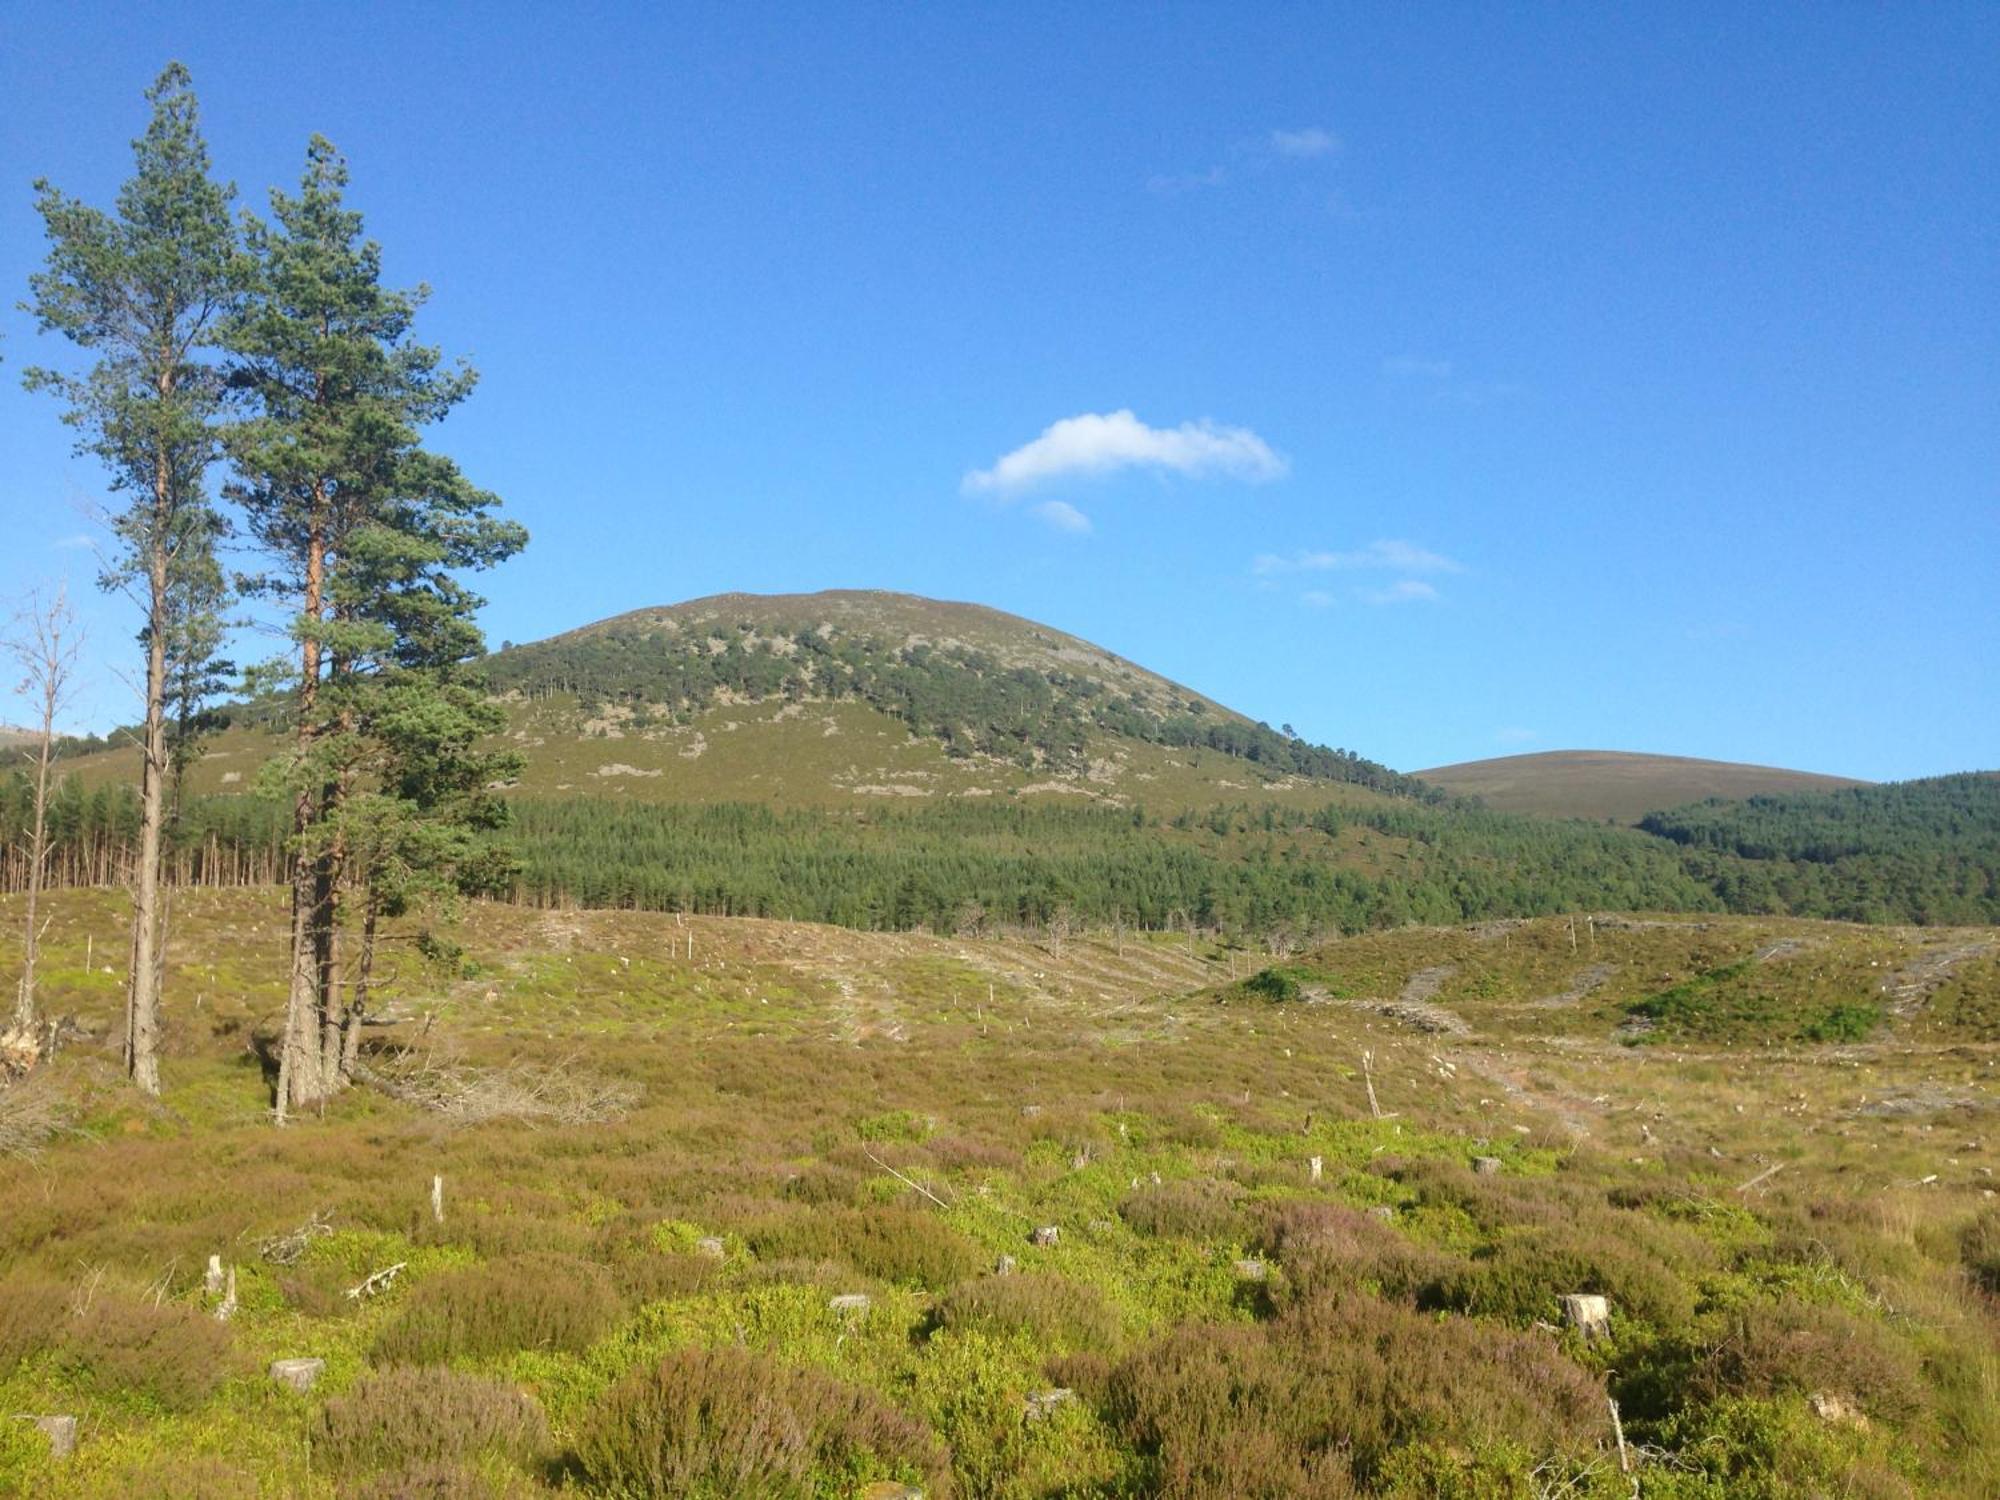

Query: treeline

[501,797,1717,934]
[0,775,289,892]
[1640,773,2000,925]
[483,623,1442,801]
[15,776,1995,931]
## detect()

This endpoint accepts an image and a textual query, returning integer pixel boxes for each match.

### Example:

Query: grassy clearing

[0,891,1995,1496]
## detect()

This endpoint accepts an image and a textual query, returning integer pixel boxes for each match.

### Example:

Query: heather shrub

[1960,1206,2000,1295]
[371,1254,619,1364]
[927,1134,1019,1174]
[1097,1292,1606,1493]
[1689,1302,1927,1423]
[0,1273,68,1372]
[1118,1178,1247,1242]
[571,1345,949,1497]
[1425,1225,1698,1333]
[612,1250,721,1304]
[745,1207,982,1288]
[1257,1202,1452,1304]
[320,1365,549,1477]
[933,1272,1123,1352]
[56,1291,237,1410]
[781,1164,865,1207]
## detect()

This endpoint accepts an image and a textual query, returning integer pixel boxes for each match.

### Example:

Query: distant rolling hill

[1416,749,1869,824]
[15,594,1997,929]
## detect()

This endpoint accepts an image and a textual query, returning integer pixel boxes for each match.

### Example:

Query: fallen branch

[346,1262,406,1300]
[353,1050,637,1128]
[257,1210,334,1266]
[862,1146,954,1208]
[1735,1161,1787,1194]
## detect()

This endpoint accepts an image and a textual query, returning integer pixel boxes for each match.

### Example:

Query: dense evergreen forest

[482,621,1443,800]
[11,768,1996,933]
[1640,772,2000,925]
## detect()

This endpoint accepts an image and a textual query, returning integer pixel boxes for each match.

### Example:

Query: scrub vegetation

[2,890,1996,1497]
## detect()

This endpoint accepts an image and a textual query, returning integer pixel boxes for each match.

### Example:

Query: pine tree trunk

[125,522,170,1097]
[13,695,55,1032]
[279,513,331,1119]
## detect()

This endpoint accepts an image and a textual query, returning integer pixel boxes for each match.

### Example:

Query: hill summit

[483,590,1436,806]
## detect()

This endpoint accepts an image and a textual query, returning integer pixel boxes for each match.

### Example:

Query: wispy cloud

[1253,539,1464,576]
[1383,353,1526,406]
[1147,165,1228,195]
[1270,126,1338,159]
[1360,579,1440,606]
[1383,355,1453,380]
[1032,500,1093,535]
[964,410,1287,496]
[1300,589,1335,609]
[1150,124,1340,194]
[50,533,94,551]
[1495,726,1538,745]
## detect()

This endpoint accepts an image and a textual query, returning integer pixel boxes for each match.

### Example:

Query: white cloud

[1383,355,1452,379]
[1361,579,1440,606]
[964,410,1287,495]
[1495,727,1538,745]
[1033,500,1093,535]
[50,533,94,551]
[1254,539,1464,575]
[1270,127,1338,159]
[1300,589,1335,609]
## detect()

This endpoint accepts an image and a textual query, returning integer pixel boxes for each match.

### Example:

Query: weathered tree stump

[994,1254,1018,1275]
[1559,1294,1611,1341]
[1233,1258,1267,1281]
[1473,1156,1503,1176]
[828,1293,871,1315]
[269,1358,326,1393]
[1309,1155,1323,1182]
[1029,1225,1059,1247]
[19,1415,76,1460]
[1024,1388,1075,1421]
[695,1236,726,1259]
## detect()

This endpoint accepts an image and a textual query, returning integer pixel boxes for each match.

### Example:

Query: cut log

[269,1358,326,1393]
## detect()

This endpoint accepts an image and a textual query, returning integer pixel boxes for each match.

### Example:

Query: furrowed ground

[2,891,1996,1497]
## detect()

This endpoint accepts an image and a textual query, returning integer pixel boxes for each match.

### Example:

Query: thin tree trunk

[126,521,170,1096]
[279,501,330,1119]
[13,668,57,1031]
[339,887,380,1081]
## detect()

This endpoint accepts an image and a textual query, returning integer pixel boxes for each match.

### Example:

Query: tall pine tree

[226,137,524,1118]
[24,63,244,1093]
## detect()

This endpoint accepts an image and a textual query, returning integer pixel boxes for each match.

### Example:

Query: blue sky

[1,3,1994,780]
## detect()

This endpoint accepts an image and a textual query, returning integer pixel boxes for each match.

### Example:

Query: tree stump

[1309,1155,1323,1182]
[1233,1258,1267,1281]
[1473,1156,1503,1176]
[1029,1225,1059,1247]
[828,1293,871,1316]
[695,1236,726,1259]
[269,1358,326,1393]
[1024,1388,1075,1421]
[1559,1294,1611,1341]
[20,1415,76,1460]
